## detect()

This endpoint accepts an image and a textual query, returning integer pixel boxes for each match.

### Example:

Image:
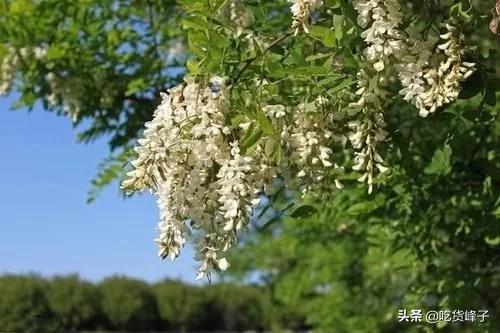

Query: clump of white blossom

[351,0,474,190]
[0,46,46,95]
[0,49,18,95]
[45,72,85,122]
[289,0,323,35]
[284,101,344,193]
[0,45,85,122]
[354,0,405,72]
[348,68,390,194]
[122,77,346,279]
[122,0,476,278]
[398,23,475,117]
[261,101,345,195]
[260,100,344,194]
[122,77,282,280]
[348,113,388,194]
[349,0,401,191]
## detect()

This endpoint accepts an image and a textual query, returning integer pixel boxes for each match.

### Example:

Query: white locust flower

[348,66,389,194]
[286,102,344,194]
[124,79,348,277]
[0,56,16,95]
[349,0,405,193]
[196,233,231,281]
[263,104,286,118]
[348,114,388,194]
[289,0,323,35]
[0,46,48,95]
[355,0,405,72]
[122,77,278,279]
[398,23,475,117]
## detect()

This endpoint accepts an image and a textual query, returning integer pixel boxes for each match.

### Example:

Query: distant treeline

[0,274,308,333]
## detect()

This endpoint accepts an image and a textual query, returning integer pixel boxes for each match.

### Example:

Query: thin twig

[230,32,293,85]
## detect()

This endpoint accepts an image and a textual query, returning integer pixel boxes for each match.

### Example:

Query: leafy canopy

[1,0,500,331]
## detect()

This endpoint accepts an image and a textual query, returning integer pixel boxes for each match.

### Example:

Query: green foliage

[198,283,271,332]
[2,0,500,332]
[99,276,159,330]
[290,205,318,219]
[424,143,453,176]
[0,275,53,333]
[0,0,186,201]
[154,279,204,332]
[87,148,131,203]
[0,274,296,332]
[45,275,101,331]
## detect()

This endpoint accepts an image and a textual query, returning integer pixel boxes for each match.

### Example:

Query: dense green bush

[0,275,53,333]
[0,274,301,332]
[198,283,269,332]
[154,279,205,332]
[98,276,160,331]
[45,275,102,331]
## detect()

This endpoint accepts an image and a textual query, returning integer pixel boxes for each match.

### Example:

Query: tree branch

[230,32,293,85]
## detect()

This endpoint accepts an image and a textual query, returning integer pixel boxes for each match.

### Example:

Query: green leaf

[458,72,483,99]
[342,48,358,70]
[492,206,500,218]
[484,86,496,107]
[87,149,129,204]
[309,26,336,47]
[46,45,65,60]
[182,16,208,30]
[125,78,146,96]
[265,138,282,164]
[291,205,318,219]
[240,125,263,154]
[187,30,209,56]
[341,0,358,25]
[305,53,334,62]
[255,109,276,136]
[485,236,500,246]
[346,201,378,215]
[317,75,343,86]
[186,58,201,75]
[328,78,354,94]
[333,15,344,42]
[424,144,453,176]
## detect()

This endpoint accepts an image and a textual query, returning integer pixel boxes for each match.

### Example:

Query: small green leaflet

[424,144,453,176]
[255,108,276,136]
[291,205,318,219]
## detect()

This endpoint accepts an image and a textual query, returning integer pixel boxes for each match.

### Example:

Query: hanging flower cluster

[0,49,17,95]
[350,0,475,190]
[123,0,476,278]
[45,72,86,122]
[348,70,389,194]
[0,46,46,95]
[353,1,475,118]
[399,23,475,117]
[282,101,344,194]
[355,0,405,72]
[0,46,84,122]
[122,77,264,279]
[348,0,404,192]
[289,0,323,35]
[122,77,346,278]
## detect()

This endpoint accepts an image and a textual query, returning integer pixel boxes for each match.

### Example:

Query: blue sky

[0,95,198,283]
